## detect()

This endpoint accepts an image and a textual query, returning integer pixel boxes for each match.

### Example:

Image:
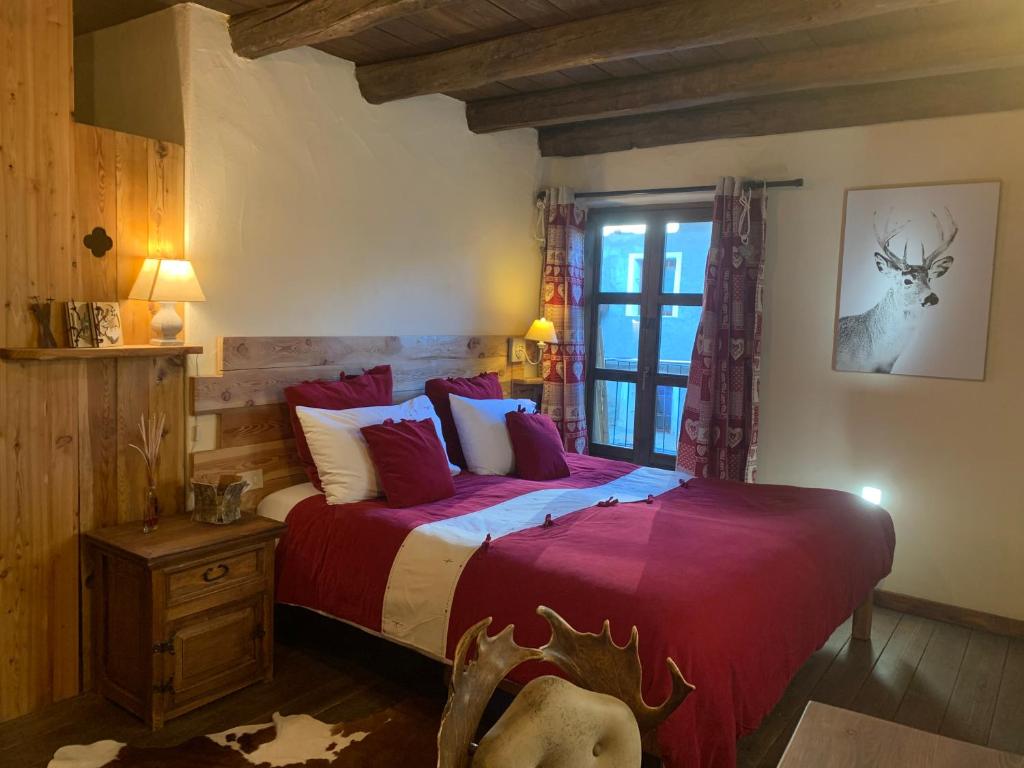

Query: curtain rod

[543,178,804,200]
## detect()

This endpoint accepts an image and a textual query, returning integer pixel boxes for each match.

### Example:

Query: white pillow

[449,395,538,476]
[296,395,460,505]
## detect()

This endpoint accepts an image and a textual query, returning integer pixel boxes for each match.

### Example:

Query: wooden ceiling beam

[537,66,1024,157]
[229,0,458,59]
[468,19,1024,133]
[355,0,960,104]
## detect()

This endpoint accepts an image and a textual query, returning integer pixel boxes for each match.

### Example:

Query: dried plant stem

[129,411,166,490]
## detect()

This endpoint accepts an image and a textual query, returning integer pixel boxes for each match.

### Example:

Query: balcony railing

[594,358,688,456]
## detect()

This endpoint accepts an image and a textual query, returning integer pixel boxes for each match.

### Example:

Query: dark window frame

[584,202,713,468]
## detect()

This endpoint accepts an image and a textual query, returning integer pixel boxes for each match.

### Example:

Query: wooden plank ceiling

[75,0,1024,156]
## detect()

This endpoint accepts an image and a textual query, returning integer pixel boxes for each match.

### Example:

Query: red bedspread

[275,454,895,768]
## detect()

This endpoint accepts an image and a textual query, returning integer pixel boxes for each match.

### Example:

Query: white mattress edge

[257,482,320,522]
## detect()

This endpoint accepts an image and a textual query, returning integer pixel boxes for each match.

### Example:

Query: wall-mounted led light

[861,486,883,505]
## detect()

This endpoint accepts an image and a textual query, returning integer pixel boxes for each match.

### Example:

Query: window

[585,205,712,467]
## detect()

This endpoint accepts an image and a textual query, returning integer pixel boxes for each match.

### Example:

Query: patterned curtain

[677,178,766,481]
[539,187,588,454]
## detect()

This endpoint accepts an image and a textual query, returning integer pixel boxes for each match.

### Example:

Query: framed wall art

[833,180,1000,380]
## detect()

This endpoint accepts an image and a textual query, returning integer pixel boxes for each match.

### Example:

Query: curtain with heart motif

[539,187,589,453]
[677,178,766,481]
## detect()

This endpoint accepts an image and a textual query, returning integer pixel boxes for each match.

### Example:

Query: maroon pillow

[284,365,393,490]
[361,418,456,508]
[425,372,504,468]
[505,409,570,481]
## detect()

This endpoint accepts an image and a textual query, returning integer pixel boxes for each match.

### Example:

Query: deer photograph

[833,182,1000,380]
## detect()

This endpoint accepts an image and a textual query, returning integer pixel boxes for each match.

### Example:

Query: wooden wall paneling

[0,0,79,721]
[78,358,118,691]
[114,356,190,523]
[147,139,184,261]
[220,334,509,370]
[115,359,152,525]
[218,403,293,448]
[149,355,188,517]
[73,123,119,302]
[115,131,152,346]
[146,139,185,343]
[74,123,119,691]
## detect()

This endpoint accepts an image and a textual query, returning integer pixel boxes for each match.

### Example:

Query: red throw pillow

[361,418,456,508]
[425,372,504,468]
[505,409,570,481]
[284,365,393,490]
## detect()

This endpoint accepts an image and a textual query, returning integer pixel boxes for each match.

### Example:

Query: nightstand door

[162,594,266,717]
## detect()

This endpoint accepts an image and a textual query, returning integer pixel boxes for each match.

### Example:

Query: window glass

[657,306,702,375]
[662,221,711,294]
[600,224,646,293]
[595,304,640,371]
[592,379,636,449]
[653,385,686,455]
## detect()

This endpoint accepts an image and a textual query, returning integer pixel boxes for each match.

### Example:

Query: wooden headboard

[190,335,512,511]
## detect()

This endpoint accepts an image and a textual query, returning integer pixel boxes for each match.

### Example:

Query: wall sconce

[524,318,558,365]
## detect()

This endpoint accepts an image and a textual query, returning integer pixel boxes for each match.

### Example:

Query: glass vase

[143,486,160,533]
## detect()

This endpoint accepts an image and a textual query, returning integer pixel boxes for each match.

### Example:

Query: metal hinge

[253,624,266,640]
[153,675,175,695]
[152,640,175,655]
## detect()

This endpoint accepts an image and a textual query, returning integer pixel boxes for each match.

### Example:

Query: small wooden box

[84,515,286,728]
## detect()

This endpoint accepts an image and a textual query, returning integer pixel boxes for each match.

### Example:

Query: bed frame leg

[852,593,874,641]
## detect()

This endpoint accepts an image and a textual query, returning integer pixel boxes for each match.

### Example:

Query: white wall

[180,5,541,375]
[544,112,1024,620]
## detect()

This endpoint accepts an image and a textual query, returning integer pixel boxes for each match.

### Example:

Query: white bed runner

[381,466,691,658]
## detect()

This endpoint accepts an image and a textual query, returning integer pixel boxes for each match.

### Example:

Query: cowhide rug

[48,700,439,768]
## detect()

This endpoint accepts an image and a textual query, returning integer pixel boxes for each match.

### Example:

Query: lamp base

[149,301,184,346]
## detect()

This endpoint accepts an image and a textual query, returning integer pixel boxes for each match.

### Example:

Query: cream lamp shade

[129,258,205,346]
[524,318,557,364]
[525,318,558,345]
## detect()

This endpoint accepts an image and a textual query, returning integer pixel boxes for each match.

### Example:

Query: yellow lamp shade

[129,258,206,303]
[525,318,558,345]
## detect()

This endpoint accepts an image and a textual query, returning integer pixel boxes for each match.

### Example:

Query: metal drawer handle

[202,563,230,583]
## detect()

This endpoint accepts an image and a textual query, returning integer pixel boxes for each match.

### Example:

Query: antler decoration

[873,210,909,267]
[536,606,694,735]
[923,207,959,269]
[437,618,543,768]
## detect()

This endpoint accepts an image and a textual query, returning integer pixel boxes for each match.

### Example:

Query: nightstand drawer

[166,546,265,606]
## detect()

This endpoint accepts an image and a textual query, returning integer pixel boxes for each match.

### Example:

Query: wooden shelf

[0,344,203,361]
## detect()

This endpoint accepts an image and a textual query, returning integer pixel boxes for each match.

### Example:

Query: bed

[191,335,896,768]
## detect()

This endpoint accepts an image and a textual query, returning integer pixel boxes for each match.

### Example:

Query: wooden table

[780,702,1024,767]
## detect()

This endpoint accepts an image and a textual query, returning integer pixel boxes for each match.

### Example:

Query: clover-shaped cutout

[83,226,113,258]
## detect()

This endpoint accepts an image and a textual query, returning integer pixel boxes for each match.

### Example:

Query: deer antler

[923,207,958,268]
[437,618,544,768]
[873,210,908,266]
[537,606,695,735]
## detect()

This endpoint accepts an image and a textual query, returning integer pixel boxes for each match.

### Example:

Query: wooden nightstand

[511,377,544,409]
[84,515,286,729]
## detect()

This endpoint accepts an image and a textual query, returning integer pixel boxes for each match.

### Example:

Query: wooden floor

[1,606,1021,767]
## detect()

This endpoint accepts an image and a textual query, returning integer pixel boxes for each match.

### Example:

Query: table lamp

[128,258,205,346]
[524,318,558,364]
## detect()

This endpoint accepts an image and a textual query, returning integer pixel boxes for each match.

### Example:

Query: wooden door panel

[165,598,264,716]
